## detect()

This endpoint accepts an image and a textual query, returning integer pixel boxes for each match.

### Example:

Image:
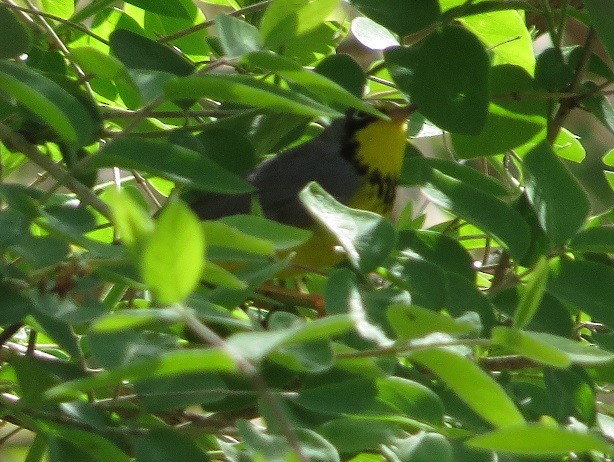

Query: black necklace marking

[339,111,398,208]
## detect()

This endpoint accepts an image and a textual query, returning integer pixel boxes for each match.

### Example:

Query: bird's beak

[387,105,415,122]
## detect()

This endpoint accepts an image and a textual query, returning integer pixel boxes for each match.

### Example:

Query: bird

[187,106,410,271]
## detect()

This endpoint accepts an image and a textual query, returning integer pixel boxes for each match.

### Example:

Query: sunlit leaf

[467,424,611,456]
[141,200,205,304]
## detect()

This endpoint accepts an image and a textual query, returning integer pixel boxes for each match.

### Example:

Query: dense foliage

[1,0,614,460]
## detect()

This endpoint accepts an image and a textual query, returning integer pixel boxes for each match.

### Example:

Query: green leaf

[424,169,530,262]
[297,377,378,415]
[135,372,227,411]
[124,0,191,19]
[270,339,334,373]
[491,327,571,368]
[387,305,477,340]
[350,16,399,51]
[583,0,614,62]
[141,200,205,304]
[93,137,254,194]
[259,0,340,49]
[228,328,302,364]
[466,424,611,456]
[409,348,525,428]
[201,260,247,290]
[460,10,536,73]
[226,315,351,363]
[388,258,448,310]
[385,25,489,135]
[377,376,445,425]
[535,48,573,92]
[110,29,194,76]
[514,256,549,329]
[523,140,590,246]
[397,229,476,283]
[451,65,547,157]
[87,330,177,369]
[554,128,586,162]
[299,182,397,273]
[39,0,73,19]
[242,51,381,117]
[42,423,130,462]
[90,308,182,333]
[427,158,509,198]
[0,209,28,250]
[31,310,82,360]
[216,14,263,58]
[349,0,441,36]
[132,428,209,462]
[238,422,340,462]
[45,348,236,399]
[47,438,93,462]
[32,293,106,324]
[12,235,69,268]
[206,256,293,307]
[548,257,614,328]
[569,225,614,253]
[285,315,353,345]
[165,74,342,118]
[534,331,614,366]
[0,61,96,147]
[319,417,403,453]
[106,187,153,252]
[0,284,31,324]
[545,366,596,425]
[315,54,366,98]
[218,215,312,251]
[0,5,32,58]
[581,85,614,135]
[69,47,126,81]
[203,221,275,256]
[446,272,497,329]
[392,432,453,462]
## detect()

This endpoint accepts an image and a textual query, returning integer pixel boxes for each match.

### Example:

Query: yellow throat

[347,116,408,215]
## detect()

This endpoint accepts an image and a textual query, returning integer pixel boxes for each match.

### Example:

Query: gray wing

[187,190,253,220]
[188,118,363,226]
[250,119,364,227]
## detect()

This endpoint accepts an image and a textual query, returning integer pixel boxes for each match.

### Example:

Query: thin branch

[0,123,112,220]
[0,426,23,446]
[0,2,109,45]
[547,27,596,142]
[335,338,492,359]
[132,170,162,208]
[479,354,541,371]
[158,0,272,44]
[14,0,95,99]
[0,324,23,348]
[554,0,571,48]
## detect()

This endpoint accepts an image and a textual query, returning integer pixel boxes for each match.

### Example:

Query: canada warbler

[188,106,410,270]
